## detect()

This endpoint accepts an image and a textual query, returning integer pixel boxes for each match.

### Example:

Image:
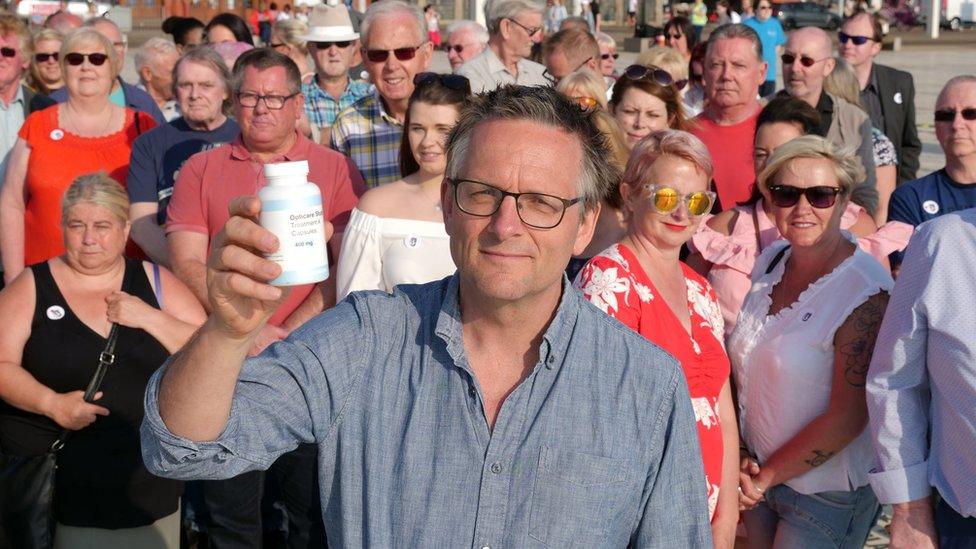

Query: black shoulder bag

[0,266,130,549]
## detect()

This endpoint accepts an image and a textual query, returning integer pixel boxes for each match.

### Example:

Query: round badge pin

[50,128,64,141]
[46,305,65,320]
[404,235,421,249]
[893,92,903,105]
[922,200,940,215]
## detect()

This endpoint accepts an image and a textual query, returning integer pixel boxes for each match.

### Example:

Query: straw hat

[300,4,360,42]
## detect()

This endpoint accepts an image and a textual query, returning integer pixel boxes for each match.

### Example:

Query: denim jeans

[937,497,976,549]
[742,484,880,548]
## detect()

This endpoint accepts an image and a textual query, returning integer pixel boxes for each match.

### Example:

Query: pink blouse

[689,198,913,339]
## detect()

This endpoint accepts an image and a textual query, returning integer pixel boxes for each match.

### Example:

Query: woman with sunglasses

[336,73,472,299]
[0,28,156,284]
[575,130,739,548]
[686,95,910,339]
[28,28,64,95]
[729,135,891,548]
[663,15,698,62]
[609,64,687,152]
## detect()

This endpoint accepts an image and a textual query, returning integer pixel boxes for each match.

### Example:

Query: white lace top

[336,208,456,300]
[727,234,893,494]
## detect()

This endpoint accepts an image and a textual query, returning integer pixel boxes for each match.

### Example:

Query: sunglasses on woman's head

[34,52,59,63]
[364,44,423,63]
[624,64,674,87]
[64,52,109,66]
[413,72,471,93]
[644,185,715,217]
[934,107,976,123]
[767,185,842,208]
[838,32,875,45]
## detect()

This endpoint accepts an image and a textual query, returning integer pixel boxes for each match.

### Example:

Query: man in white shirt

[457,0,549,93]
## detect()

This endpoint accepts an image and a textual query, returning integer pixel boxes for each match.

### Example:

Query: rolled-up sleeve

[866,232,932,504]
[141,297,372,480]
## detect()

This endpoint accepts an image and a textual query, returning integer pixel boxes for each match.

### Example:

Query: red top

[166,133,366,326]
[690,111,759,209]
[18,106,156,266]
[575,243,730,519]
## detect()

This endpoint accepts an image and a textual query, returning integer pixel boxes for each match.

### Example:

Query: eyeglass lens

[314,41,352,49]
[781,53,817,67]
[64,52,108,66]
[0,47,15,58]
[838,32,872,45]
[650,187,713,216]
[35,52,59,62]
[768,185,840,208]
[365,46,419,63]
[934,108,976,122]
[453,180,577,229]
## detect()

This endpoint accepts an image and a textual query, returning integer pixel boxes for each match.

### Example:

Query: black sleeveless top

[0,259,182,528]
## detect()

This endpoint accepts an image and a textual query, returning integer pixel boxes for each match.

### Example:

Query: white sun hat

[300,4,360,42]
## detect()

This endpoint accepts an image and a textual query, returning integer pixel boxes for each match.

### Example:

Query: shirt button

[490,462,502,474]
[547,355,555,364]
[468,387,476,398]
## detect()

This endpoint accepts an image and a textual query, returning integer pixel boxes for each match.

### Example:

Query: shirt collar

[2,84,25,109]
[865,64,880,93]
[229,131,312,161]
[816,91,833,115]
[370,89,401,126]
[484,47,529,78]
[434,272,580,373]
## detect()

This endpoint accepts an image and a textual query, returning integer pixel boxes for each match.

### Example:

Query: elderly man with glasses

[458,0,549,93]
[142,84,713,548]
[743,0,785,97]
[330,0,433,188]
[446,19,489,72]
[164,47,365,548]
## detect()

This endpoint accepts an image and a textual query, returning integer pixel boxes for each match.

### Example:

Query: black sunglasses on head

[64,52,109,66]
[413,72,472,93]
[934,107,976,123]
[838,32,877,45]
[768,185,842,209]
[34,52,58,62]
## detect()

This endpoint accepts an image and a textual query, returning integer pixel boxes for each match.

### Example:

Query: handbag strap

[49,261,134,453]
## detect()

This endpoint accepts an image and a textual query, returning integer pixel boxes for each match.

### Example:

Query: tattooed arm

[741,292,889,496]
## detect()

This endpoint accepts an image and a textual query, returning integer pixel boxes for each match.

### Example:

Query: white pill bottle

[258,160,330,286]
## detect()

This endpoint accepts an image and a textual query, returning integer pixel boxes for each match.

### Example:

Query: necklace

[63,102,115,136]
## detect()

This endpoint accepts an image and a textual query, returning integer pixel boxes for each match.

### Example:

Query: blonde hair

[28,28,64,94]
[823,56,862,109]
[60,28,121,79]
[636,45,688,81]
[758,135,864,197]
[0,13,31,56]
[555,68,608,108]
[273,18,309,55]
[61,172,130,226]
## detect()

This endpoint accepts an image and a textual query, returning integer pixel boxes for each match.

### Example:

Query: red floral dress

[575,243,730,520]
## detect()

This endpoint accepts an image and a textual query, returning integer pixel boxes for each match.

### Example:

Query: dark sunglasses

[768,185,842,209]
[601,52,620,60]
[624,64,673,87]
[781,53,826,67]
[838,32,876,45]
[313,40,353,49]
[0,47,16,58]
[934,107,976,123]
[413,72,471,93]
[364,44,423,63]
[64,52,109,66]
[34,52,59,62]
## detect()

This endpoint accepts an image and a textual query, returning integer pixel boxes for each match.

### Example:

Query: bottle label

[260,204,329,284]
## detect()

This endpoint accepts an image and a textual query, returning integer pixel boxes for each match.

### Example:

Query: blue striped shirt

[141,274,713,547]
[868,208,976,518]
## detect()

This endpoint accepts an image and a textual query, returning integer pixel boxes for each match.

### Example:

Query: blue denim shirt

[141,274,712,547]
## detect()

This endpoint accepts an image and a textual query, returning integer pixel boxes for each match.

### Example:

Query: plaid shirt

[302,77,372,128]
[330,92,403,188]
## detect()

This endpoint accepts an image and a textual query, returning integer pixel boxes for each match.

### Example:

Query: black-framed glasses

[781,53,829,67]
[767,185,842,209]
[450,179,582,229]
[313,40,353,49]
[934,107,976,123]
[838,32,876,45]
[364,43,425,63]
[644,185,715,216]
[601,52,620,60]
[0,47,16,58]
[236,91,299,109]
[505,17,542,37]
[35,52,58,63]
[413,72,472,93]
[64,52,109,66]
[624,64,674,87]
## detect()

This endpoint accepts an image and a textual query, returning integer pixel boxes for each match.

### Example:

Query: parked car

[775,2,843,29]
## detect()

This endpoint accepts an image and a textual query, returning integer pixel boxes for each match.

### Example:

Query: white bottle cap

[263,160,310,181]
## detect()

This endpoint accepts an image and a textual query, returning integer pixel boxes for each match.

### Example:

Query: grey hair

[594,31,616,50]
[706,23,763,62]
[60,27,120,78]
[274,19,310,55]
[758,135,864,197]
[486,0,545,34]
[938,75,976,105]
[61,172,130,226]
[445,85,618,214]
[447,19,489,44]
[230,48,302,96]
[134,36,178,71]
[173,46,233,110]
[361,0,426,46]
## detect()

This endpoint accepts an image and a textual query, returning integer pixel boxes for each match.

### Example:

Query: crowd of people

[0,0,973,548]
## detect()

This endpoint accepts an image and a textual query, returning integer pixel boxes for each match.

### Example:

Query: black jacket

[21,85,56,116]
[873,63,921,184]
